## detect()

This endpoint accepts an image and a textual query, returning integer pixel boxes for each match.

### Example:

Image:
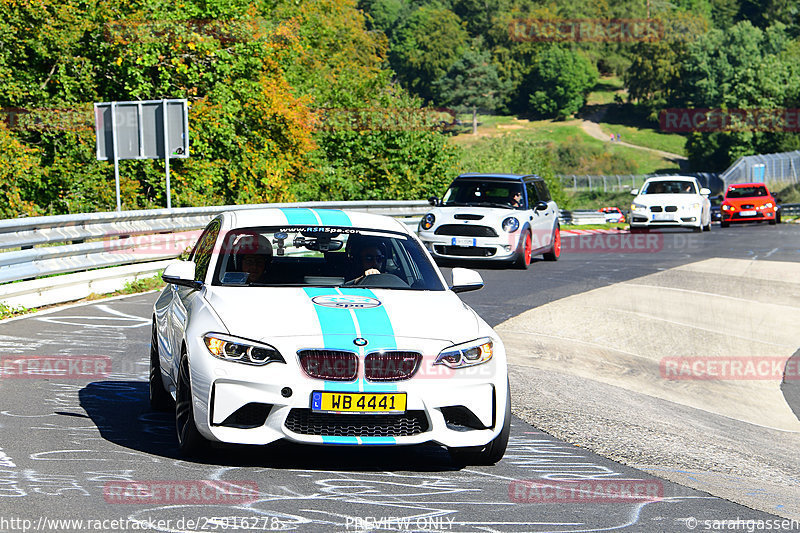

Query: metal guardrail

[0,201,430,309]
[559,210,608,225]
[780,203,800,216]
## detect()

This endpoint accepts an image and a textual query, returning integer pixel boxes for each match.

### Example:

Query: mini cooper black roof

[454,173,544,183]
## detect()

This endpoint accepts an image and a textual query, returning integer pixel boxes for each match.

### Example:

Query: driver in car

[347,241,387,284]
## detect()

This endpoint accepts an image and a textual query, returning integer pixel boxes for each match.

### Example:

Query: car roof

[644,175,699,182]
[728,182,770,189]
[455,173,541,182]
[221,208,410,234]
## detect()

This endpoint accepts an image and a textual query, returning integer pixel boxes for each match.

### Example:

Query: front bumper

[187,334,508,448]
[722,210,775,223]
[629,211,701,230]
[417,230,523,262]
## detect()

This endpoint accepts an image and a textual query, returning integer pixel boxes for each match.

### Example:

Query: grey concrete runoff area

[0,222,798,532]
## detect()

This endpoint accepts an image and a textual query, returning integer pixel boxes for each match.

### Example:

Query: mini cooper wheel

[513,231,532,269]
[149,320,172,411]
[176,353,208,456]
[543,226,561,261]
[449,382,511,466]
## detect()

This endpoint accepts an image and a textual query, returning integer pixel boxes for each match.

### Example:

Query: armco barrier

[0,201,429,309]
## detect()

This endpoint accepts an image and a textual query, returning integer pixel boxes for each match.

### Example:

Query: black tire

[149,320,172,411]
[769,218,777,226]
[721,221,730,228]
[513,231,532,270]
[776,212,781,224]
[176,352,208,457]
[630,226,648,234]
[703,221,711,232]
[542,225,561,261]
[449,382,511,466]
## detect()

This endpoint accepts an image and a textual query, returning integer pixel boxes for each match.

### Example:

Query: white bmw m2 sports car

[151,208,510,464]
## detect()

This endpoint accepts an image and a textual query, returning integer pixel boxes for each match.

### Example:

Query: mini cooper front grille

[665,206,678,212]
[298,350,358,381]
[364,352,422,381]
[434,224,498,237]
[453,214,484,220]
[284,409,429,437]
[434,245,496,257]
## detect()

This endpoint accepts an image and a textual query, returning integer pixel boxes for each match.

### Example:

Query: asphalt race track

[0,222,799,532]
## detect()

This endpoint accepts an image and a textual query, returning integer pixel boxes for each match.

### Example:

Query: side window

[192,219,221,282]
[526,182,539,206]
[535,181,551,202]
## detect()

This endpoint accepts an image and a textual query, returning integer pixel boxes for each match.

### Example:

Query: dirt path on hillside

[581,105,688,165]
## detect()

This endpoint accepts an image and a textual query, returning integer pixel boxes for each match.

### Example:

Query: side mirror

[428,196,439,207]
[450,267,484,294]
[630,189,639,195]
[534,200,548,211]
[700,188,711,196]
[162,261,202,290]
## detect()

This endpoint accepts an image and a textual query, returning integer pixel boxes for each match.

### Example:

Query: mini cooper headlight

[434,338,493,369]
[203,333,285,366]
[501,217,519,233]
[420,213,435,231]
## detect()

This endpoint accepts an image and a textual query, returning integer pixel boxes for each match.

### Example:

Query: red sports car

[720,183,780,228]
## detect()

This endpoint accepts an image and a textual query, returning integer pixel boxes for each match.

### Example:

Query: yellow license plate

[311,392,406,413]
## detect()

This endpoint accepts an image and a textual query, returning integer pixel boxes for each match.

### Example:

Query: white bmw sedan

[151,208,510,464]
[629,176,712,232]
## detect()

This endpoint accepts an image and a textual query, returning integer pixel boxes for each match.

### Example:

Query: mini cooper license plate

[452,237,476,247]
[311,392,406,413]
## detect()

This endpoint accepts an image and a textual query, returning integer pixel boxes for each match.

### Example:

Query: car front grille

[665,206,678,212]
[650,206,662,212]
[298,350,358,381]
[453,214,484,220]
[434,224,498,237]
[434,245,496,257]
[364,352,422,381]
[284,409,429,437]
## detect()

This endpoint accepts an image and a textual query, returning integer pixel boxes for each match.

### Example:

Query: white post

[110,102,121,212]
[163,99,171,209]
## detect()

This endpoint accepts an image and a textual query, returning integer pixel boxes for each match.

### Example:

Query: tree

[389,5,469,102]
[525,47,598,120]
[434,44,510,134]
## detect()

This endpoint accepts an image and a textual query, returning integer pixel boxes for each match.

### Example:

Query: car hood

[633,194,704,206]
[205,286,480,345]
[723,197,772,206]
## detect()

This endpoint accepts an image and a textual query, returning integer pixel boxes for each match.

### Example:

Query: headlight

[419,213,435,231]
[722,204,732,211]
[434,338,493,369]
[762,202,773,209]
[684,203,700,210]
[203,333,285,366]
[631,203,647,212]
[501,217,519,233]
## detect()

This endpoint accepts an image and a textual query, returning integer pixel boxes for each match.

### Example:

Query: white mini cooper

[417,173,561,268]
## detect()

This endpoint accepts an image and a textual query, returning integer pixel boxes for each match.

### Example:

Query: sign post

[94,99,189,211]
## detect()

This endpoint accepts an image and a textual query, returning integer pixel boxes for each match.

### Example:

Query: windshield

[442,179,525,209]
[726,186,768,199]
[641,180,697,194]
[212,225,445,291]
